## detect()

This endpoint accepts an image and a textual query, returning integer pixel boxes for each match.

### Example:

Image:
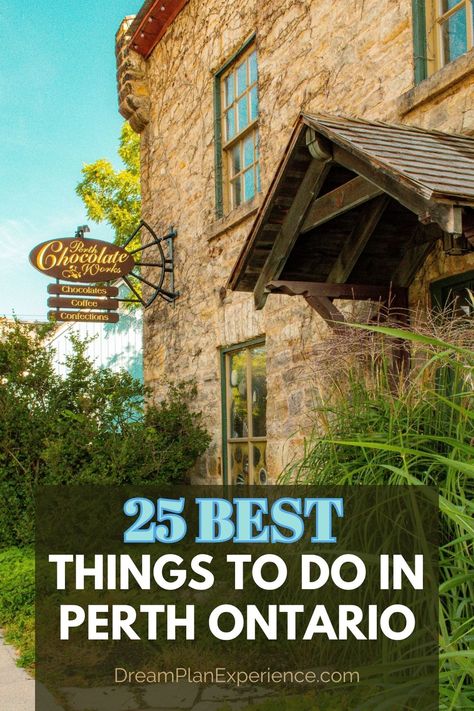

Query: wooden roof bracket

[229,114,474,297]
[266,280,407,301]
[266,279,409,331]
[333,145,464,235]
[301,176,384,234]
[253,153,332,310]
[304,295,346,331]
[326,195,390,283]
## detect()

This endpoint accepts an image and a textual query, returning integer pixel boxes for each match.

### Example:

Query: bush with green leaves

[0,320,210,547]
[281,315,474,709]
[0,547,35,668]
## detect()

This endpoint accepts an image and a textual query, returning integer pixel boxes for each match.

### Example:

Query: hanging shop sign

[47,284,119,298]
[30,224,180,327]
[47,297,119,311]
[29,237,135,283]
[48,311,120,324]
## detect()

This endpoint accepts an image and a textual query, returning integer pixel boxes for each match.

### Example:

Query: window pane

[232,177,242,207]
[229,351,248,437]
[219,47,258,214]
[226,108,236,141]
[232,144,241,176]
[441,7,468,64]
[256,163,261,193]
[250,85,259,122]
[237,95,249,132]
[236,61,248,95]
[249,50,258,84]
[251,346,266,437]
[225,74,234,107]
[243,135,254,168]
[244,169,255,201]
[253,443,268,484]
[229,443,249,485]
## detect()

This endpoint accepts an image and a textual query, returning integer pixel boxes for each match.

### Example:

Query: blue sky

[0,0,143,317]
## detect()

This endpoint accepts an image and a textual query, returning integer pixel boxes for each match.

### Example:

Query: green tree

[76,122,141,245]
[0,321,210,547]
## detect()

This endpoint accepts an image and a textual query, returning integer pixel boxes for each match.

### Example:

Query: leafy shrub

[141,382,212,483]
[0,321,210,547]
[0,547,35,668]
[281,316,474,709]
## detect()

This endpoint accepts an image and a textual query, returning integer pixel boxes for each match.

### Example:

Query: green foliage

[142,382,212,484]
[76,122,140,246]
[0,321,210,547]
[282,318,474,708]
[0,547,35,668]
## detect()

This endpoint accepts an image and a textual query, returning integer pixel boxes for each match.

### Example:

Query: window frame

[214,34,258,218]
[431,269,474,310]
[413,0,429,83]
[417,0,474,80]
[220,336,266,485]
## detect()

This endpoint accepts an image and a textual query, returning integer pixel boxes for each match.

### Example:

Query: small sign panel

[47,284,119,298]
[30,238,135,283]
[47,297,119,311]
[48,311,120,324]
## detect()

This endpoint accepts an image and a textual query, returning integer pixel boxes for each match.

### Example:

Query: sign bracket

[117,221,179,308]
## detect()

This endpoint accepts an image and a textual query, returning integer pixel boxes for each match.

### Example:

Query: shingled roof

[307,113,474,202]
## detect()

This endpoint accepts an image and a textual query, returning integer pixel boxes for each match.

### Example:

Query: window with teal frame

[412,0,429,83]
[214,36,260,217]
[413,0,474,83]
[220,338,267,485]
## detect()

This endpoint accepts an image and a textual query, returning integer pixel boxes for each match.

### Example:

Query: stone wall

[116,17,150,133]
[117,0,474,482]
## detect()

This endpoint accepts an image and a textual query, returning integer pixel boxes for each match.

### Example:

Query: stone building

[116,0,474,484]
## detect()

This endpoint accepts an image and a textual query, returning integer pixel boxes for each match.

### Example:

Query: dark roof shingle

[304,113,474,202]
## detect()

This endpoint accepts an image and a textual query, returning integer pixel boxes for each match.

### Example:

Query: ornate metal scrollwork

[121,221,179,308]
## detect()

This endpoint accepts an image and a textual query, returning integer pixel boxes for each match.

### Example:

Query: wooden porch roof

[228,114,474,310]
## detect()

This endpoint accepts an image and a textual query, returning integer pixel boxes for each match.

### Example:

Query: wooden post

[389,287,411,375]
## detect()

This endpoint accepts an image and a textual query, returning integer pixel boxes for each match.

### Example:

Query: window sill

[208,197,261,241]
[398,47,474,117]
